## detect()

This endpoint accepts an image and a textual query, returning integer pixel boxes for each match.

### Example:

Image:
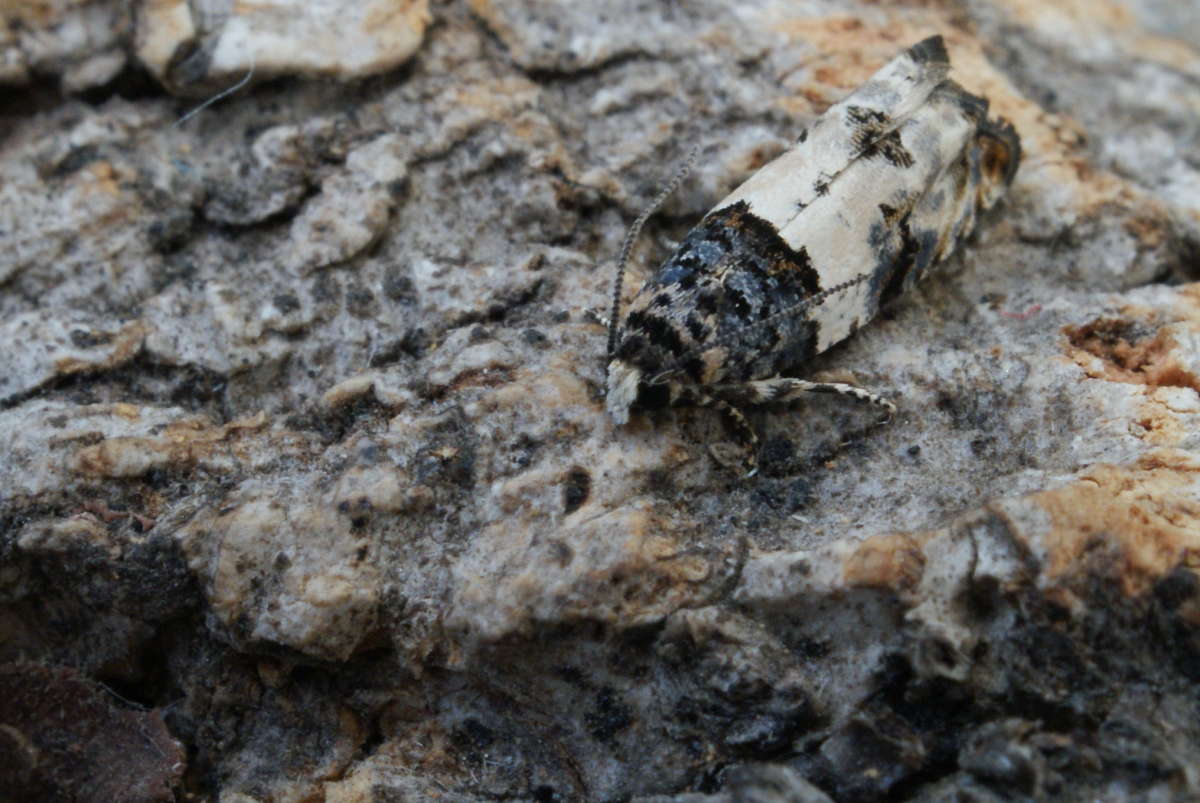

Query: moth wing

[780,81,1019,346]
[828,35,951,141]
[894,86,1022,293]
[779,83,978,284]
[714,35,952,230]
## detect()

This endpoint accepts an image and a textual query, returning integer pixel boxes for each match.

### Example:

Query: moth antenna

[662,272,874,373]
[606,146,701,361]
[174,59,256,127]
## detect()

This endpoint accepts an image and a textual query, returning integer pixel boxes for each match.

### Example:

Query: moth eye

[638,382,671,410]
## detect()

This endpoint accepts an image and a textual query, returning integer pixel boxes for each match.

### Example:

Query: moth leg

[583,308,611,329]
[714,378,896,423]
[672,384,760,474]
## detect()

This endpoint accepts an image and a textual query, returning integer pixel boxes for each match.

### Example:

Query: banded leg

[714,378,896,423]
[672,384,760,474]
[584,308,611,329]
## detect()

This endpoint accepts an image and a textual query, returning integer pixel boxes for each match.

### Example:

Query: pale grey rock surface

[1,0,430,93]
[0,1,128,90]
[3,1,1200,801]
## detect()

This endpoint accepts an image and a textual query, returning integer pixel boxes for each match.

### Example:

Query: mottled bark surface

[3,1,1200,800]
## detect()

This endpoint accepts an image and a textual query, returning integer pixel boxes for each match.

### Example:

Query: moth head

[605,360,681,424]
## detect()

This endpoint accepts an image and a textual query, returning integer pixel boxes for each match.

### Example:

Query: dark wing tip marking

[938,80,990,123]
[909,35,949,67]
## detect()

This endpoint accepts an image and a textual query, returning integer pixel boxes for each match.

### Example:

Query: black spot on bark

[585,687,633,742]
[69,329,113,349]
[272,292,300,313]
[562,467,591,514]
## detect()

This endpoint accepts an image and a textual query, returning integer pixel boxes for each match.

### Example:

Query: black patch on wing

[880,213,919,307]
[696,285,720,315]
[726,286,753,318]
[909,35,949,67]
[945,82,989,124]
[870,131,915,168]
[714,203,823,303]
[878,203,905,227]
[847,105,915,168]
[622,310,683,356]
[866,203,945,314]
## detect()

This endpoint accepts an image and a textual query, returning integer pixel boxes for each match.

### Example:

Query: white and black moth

[604,36,1020,467]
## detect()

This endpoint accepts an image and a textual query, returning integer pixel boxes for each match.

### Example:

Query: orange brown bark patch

[1011,454,1200,597]
[843,533,926,593]
[1064,317,1200,393]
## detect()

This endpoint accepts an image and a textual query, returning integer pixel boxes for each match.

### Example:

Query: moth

[604,36,1020,467]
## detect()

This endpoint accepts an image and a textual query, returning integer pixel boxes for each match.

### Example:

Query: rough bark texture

[3,1,1200,801]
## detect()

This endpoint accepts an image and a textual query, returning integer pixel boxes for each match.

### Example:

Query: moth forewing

[716,36,952,230]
